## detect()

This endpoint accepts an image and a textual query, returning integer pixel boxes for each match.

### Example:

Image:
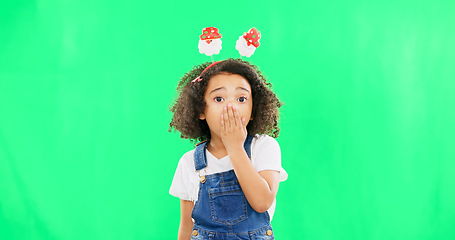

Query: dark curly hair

[169,58,282,142]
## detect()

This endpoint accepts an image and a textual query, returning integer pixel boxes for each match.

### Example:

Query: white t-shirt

[169,134,288,220]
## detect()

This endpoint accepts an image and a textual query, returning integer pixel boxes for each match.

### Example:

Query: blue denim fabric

[191,135,274,239]
[191,225,274,240]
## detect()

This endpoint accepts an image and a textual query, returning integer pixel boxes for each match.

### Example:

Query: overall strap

[194,140,208,171]
[244,134,253,159]
[194,135,254,171]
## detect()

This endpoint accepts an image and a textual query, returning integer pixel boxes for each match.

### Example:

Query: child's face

[200,73,253,139]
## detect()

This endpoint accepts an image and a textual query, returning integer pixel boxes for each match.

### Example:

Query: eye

[237,96,248,103]
[214,97,224,102]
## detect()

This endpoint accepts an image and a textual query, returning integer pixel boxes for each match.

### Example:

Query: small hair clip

[191,76,203,83]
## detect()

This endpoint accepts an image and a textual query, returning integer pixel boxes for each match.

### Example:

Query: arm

[178,200,194,240]
[228,148,280,213]
[221,105,280,213]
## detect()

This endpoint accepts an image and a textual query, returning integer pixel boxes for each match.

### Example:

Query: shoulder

[181,148,196,159]
[252,134,280,152]
[250,134,288,181]
[176,149,196,172]
[250,134,281,164]
[170,148,198,201]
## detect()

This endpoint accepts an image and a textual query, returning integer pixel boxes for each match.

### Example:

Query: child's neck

[206,135,228,159]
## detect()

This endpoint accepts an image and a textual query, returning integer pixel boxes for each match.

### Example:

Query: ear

[199,113,206,120]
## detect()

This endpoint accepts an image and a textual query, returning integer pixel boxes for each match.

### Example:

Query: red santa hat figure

[198,27,223,56]
[235,27,261,57]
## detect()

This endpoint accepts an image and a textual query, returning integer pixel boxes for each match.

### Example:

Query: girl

[169,59,287,240]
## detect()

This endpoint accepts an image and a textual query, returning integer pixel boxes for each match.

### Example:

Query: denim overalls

[191,135,274,240]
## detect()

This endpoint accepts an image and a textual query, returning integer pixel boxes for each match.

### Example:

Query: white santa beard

[198,39,222,56]
[235,36,256,58]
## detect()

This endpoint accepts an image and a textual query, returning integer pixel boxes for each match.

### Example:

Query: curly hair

[169,58,282,142]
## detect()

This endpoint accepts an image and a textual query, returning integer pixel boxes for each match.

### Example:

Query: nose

[225,100,237,108]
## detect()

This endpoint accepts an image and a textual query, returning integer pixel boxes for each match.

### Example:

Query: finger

[241,117,247,134]
[226,105,233,129]
[221,111,225,132]
[232,105,240,127]
[224,106,231,129]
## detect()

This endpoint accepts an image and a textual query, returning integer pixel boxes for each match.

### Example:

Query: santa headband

[193,27,261,83]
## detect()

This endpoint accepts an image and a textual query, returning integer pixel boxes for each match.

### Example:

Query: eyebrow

[209,87,251,94]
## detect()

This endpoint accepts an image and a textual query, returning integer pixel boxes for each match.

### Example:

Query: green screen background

[1,0,454,239]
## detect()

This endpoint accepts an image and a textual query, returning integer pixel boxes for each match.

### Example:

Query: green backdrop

[1,0,454,239]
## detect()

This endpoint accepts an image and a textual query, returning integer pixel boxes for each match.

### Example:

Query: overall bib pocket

[208,184,248,225]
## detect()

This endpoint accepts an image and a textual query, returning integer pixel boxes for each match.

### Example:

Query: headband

[193,27,262,83]
[191,61,223,83]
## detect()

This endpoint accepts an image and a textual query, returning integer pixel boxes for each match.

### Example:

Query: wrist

[225,144,244,155]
